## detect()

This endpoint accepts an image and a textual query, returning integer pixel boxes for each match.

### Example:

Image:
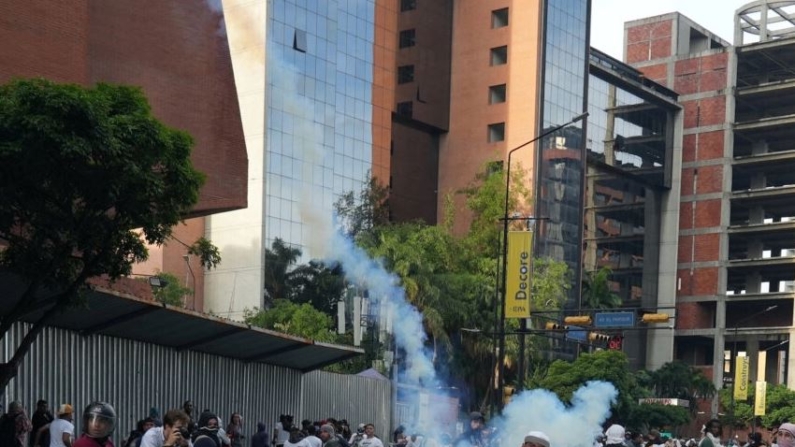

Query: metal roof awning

[0,272,363,372]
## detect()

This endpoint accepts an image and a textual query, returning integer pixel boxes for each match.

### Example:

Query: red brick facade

[0,0,247,216]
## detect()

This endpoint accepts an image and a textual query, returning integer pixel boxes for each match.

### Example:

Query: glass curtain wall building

[266,0,375,251]
[535,0,591,305]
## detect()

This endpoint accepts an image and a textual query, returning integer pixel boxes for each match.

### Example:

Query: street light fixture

[728,304,778,437]
[498,112,589,403]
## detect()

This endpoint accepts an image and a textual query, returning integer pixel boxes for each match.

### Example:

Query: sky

[590,0,753,60]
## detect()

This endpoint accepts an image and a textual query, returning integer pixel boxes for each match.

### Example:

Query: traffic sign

[567,325,587,342]
[594,312,635,328]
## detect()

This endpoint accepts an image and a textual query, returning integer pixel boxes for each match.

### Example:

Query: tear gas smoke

[260,20,617,445]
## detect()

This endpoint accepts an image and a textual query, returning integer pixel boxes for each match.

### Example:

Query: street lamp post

[728,304,778,438]
[498,112,588,402]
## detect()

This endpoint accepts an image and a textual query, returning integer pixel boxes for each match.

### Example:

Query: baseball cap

[58,404,73,416]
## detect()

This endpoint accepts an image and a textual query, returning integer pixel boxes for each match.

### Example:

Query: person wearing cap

[454,412,486,447]
[523,431,551,447]
[319,425,341,447]
[32,404,73,447]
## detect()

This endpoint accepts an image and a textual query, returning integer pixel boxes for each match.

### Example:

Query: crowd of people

[0,399,387,447]
[4,399,795,447]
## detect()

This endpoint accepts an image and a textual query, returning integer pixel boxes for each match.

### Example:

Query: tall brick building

[0,1,248,311]
[625,4,795,392]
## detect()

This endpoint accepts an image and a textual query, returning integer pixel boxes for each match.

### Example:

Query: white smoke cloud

[494,381,617,447]
[265,19,616,442]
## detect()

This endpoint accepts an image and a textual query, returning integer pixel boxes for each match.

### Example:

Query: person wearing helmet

[73,402,116,447]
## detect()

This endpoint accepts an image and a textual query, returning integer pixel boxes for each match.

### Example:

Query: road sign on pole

[594,312,636,328]
[566,325,587,342]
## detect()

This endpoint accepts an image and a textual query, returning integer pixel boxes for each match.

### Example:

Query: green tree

[628,404,691,433]
[244,299,336,342]
[582,267,622,309]
[648,361,716,415]
[287,260,346,315]
[0,79,204,390]
[334,173,390,240]
[719,382,795,429]
[263,237,301,305]
[531,349,643,422]
[149,272,192,306]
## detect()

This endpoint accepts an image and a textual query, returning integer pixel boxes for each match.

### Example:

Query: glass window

[488,123,505,142]
[399,29,416,48]
[489,84,507,104]
[397,101,413,118]
[490,46,508,66]
[492,8,509,28]
[400,0,416,12]
[398,65,415,84]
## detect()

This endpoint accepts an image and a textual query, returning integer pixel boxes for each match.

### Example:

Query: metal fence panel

[2,322,304,446]
[1,323,394,446]
[301,370,392,441]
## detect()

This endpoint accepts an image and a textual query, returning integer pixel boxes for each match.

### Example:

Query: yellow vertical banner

[505,231,532,319]
[734,356,749,400]
[754,381,767,416]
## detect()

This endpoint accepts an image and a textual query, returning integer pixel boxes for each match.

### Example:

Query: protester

[251,423,269,447]
[73,402,116,447]
[699,419,723,447]
[31,400,54,447]
[776,423,795,447]
[139,409,190,447]
[227,414,244,447]
[319,425,342,447]
[33,404,73,447]
[522,431,551,447]
[0,401,33,447]
[455,412,486,447]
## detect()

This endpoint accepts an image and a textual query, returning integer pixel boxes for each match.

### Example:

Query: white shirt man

[139,410,191,447]
[360,425,384,447]
[46,405,75,447]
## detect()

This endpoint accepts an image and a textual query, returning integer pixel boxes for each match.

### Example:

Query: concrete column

[713,304,727,417]
[787,329,795,388]
[749,205,765,224]
[745,272,762,294]
[750,172,767,189]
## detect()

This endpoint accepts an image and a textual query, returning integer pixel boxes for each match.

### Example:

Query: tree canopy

[0,78,205,389]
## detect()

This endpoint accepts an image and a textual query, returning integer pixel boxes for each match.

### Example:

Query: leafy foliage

[244,299,336,342]
[262,238,346,313]
[719,383,795,429]
[188,237,222,270]
[629,404,691,431]
[582,267,622,309]
[149,272,192,306]
[263,238,302,305]
[532,350,642,422]
[0,79,204,389]
[334,173,390,240]
[647,361,716,414]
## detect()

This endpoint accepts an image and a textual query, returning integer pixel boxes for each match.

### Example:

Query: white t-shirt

[48,418,74,447]
[285,439,312,447]
[306,435,323,447]
[139,427,194,447]
[140,427,166,447]
[275,423,290,445]
[361,437,385,447]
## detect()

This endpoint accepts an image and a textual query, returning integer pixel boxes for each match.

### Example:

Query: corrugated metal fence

[302,370,392,441]
[1,323,392,445]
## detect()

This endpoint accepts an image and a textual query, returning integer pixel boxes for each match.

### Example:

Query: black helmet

[83,402,116,438]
